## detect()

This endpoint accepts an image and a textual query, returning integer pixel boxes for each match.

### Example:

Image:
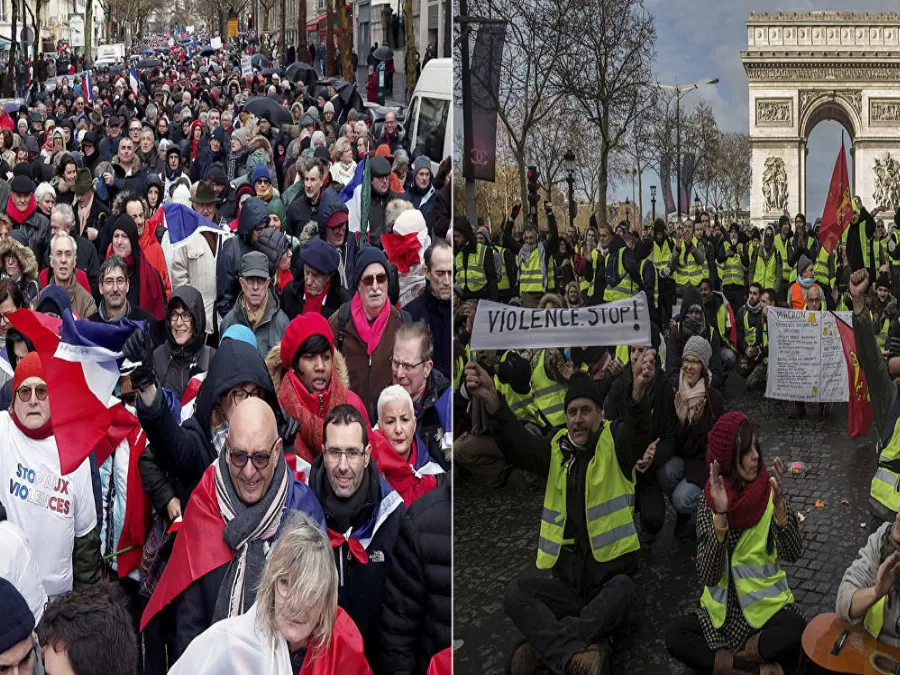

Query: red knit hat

[12,352,44,393]
[280,313,335,371]
[705,411,749,477]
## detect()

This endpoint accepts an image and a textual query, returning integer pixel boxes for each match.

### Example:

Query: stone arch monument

[742,12,900,230]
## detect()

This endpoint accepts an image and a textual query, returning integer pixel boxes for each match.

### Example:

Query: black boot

[674,512,693,539]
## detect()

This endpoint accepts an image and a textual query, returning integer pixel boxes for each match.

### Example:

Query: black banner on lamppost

[465,22,506,182]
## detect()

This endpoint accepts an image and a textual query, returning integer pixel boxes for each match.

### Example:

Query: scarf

[256,184,274,202]
[517,242,546,288]
[674,371,707,425]
[10,409,53,440]
[704,458,771,531]
[369,432,438,507]
[350,293,390,357]
[381,231,422,274]
[303,279,330,315]
[6,195,36,225]
[212,448,288,621]
[124,254,167,321]
[242,291,269,327]
[278,369,348,464]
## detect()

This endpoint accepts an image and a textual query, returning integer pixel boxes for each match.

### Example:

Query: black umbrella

[154,46,167,53]
[200,47,217,57]
[106,64,127,75]
[285,61,315,85]
[261,67,280,77]
[250,53,269,69]
[243,97,293,126]
[373,45,393,61]
[135,44,150,53]
[136,59,161,69]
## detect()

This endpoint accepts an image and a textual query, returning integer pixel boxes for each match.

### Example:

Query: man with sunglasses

[140,397,324,658]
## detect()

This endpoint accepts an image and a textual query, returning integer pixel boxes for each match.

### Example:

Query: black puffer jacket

[380,481,451,675]
[215,197,268,317]
[152,286,215,400]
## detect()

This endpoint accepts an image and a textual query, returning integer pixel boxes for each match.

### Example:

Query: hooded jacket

[281,252,352,320]
[153,286,216,399]
[315,199,358,290]
[0,236,40,308]
[664,285,725,392]
[455,217,499,301]
[110,214,168,319]
[284,182,346,240]
[220,287,291,361]
[215,197,269,317]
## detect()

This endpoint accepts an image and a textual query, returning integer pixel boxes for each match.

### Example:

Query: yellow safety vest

[774,235,793,283]
[721,249,745,288]
[494,351,544,428]
[604,248,639,302]
[841,223,872,271]
[547,256,557,292]
[742,311,759,350]
[537,426,639,569]
[752,249,780,290]
[813,246,833,287]
[652,240,673,269]
[519,247,544,294]
[495,246,511,291]
[716,303,735,349]
[699,495,794,629]
[865,595,888,641]
[530,350,567,429]
[878,317,891,352]
[676,238,707,287]
[871,409,900,515]
[455,244,488,292]
[579,249,598,296]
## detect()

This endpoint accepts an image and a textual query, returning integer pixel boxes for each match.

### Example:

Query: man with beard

[283,158,344,239]
[404,239,452,379]
[88,255,161,343]
[750,225,784,299]
[453,216,498,302]
[650,219,677,325]
[736,282,766,378]
[717,223,749,311]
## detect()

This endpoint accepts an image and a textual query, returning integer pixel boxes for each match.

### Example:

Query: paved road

[453,382,878,674]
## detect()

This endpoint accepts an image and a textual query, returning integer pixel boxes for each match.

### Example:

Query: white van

[406,57,451,172]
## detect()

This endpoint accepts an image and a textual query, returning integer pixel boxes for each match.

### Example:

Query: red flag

[818,141,854,255]
[115,421,150,577]
[835,315,873,438]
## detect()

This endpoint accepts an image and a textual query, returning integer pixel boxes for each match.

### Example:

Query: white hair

[34,182,55,202]
[376,384,415,424]
[50,203,75,229]
[50,231,77,255]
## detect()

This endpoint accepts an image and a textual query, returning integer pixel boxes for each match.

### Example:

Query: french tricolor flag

[8,309,142,474]
[85,69,94,103]
[129,65,140,97]
[148,203,227,248]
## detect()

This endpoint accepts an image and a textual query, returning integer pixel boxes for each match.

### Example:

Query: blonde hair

[331,137,351,162]
[255,512,338,653]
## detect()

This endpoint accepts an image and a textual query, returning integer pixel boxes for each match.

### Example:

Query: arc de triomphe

[742,12,900,231]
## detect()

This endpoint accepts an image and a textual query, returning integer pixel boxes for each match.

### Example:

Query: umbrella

[373,45,393,61]
[106,64,127,75]
[243,97,293,126]
[3,100,23,113]
[136,59,161,69]
[261,67,280,77]
[135,44,150,53]
[143,49,153,56]
[250,53,269,69]
[200,47,217,57]
[285,61,315,85]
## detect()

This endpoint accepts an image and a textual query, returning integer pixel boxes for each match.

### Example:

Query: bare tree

[325,0,335,75]
[335,0,353,80]
[554,0,656,226]
[297,0,307,64]
[716,131,750,219]
[404,0,417,94]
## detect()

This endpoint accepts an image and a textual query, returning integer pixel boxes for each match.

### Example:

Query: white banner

[469,293,652,351]
[210,37,222,50]
[765,308,851,403]
[240,54,252,79]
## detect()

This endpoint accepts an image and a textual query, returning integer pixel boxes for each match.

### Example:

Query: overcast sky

[613,0,898,222]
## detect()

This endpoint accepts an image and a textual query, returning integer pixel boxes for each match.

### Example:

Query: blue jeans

[657,457,702,515]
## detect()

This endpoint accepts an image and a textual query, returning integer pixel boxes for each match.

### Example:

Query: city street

[453,381,879,674]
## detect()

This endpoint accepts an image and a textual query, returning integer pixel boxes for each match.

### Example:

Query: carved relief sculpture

[873,152,900,213]
[762,157,789,213]
[756,98,792,126]
[871,100,900,124]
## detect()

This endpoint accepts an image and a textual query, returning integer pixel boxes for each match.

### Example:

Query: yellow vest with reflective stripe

[547,256,557,292]
[530,350,567,428]
[752,250,780,290]
[495,246,511,291]
[519,247,544,294]
[870,410,900,515]
[716,303,735,349]
[699,495,794,629]
[677,238,707,287]
[721,250,745,288]
[537,426,639,569]
[494,351,543,427]
[878,317,891,352]
[742,311,759,350]
[814,245,833,287]
[842,223,873,270]
[579,249,598,296]
[774,235,793,282]
[864,595,887,640]
[455,244,488,292]
[652,240,672,269]
[604,248,639,302]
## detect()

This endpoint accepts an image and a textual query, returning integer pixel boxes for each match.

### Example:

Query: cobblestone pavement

[453,383,879,674]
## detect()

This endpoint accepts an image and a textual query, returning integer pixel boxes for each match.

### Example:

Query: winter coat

[0,237,41,308]
[280,269,352,320]
[403,283,451,380]
[284,185,345,240]
[674,385,724,487]
[380,482,450,675]
[137,146,165,175]
[153,287,216,400]
[73,194,110,252]
[40,233,101,299]
[170,227,232,335]
[107,154,147,205]
[220,289,290,361]
[11,210,51,267]
[215,198,268,317]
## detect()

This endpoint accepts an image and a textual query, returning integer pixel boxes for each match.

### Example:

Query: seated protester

[308,405,407,669]
[372,385,444,506]
[140,398,325,659]
[37,582,138,675]
[666,413,804,675]
[870,272,899,353]
[0,353,100,597]
[744,288,774,392]
[787,254,819,310]
[0,576,45,675]
[43,202,100,298]
[658,336,724,538]
[390,321,451,472]
[0,500,49,623]
[665,285,725,392]
[699,278,737,383]
[72,167,110,251]
[329,246,406,419]
[216,196,270,318]
[404,239,452,380]
[277,312,370,466]
[220,251,291,361]
[282,238,351,319]
[380,482,451,675]
[88,254,162,343]
[460,360,655,674]
[40,233,96,319]
[154,287,216,400]
[107,214,167,320]
[736,283,766,380]
[0,228,40,308]
[113,192,172,298]
[168,512,372,675]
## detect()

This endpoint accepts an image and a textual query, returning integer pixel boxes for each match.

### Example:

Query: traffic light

[247,12,254,30]
[527,166,539,206]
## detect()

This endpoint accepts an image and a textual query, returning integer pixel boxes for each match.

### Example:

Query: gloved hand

[123,327,155,392]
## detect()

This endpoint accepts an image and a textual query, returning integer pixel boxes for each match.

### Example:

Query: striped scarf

[212,448,288,621]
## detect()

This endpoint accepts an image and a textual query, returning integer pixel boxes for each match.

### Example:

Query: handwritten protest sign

[469,293,652,351]
[241,55,252,79]
[765,308,850,403]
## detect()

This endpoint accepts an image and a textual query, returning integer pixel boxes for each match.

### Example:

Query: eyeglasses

[324,447,366,463]
[170,310,192,325]
[359,273,387,287]
[228,439,278,469]
[390,357,426,372]
[230,387,263,403]
[17,384,49,402]
[120,391,138,406]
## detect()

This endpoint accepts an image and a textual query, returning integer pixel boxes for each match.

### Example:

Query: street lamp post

[650,185,657,222]
[624,198,630,226]
[643,78,719,221]
[564,149,576,232]
[694,194,701,220]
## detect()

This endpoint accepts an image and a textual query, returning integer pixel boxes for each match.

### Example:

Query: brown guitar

[803,612,900,674]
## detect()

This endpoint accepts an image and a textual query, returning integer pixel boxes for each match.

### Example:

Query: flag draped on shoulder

[835,313,873,438]
[129,65,140,97]
[819,141,854,255]
[147,203,225,248]
[340,156,367,203]
[85,69,94,103]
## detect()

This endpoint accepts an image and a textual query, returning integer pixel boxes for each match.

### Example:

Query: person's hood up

[315,191,349,238]
[681,285,703,315]
[35,285,72,316]
[476,225,492,246]
[0,236,38,281]
[607,233,625,252]
[165,285,207,350]
[237,197,270,241]
[112,214,143,265]
[4,329,35,371]
[194,336,277,437]
[454,216,475,247]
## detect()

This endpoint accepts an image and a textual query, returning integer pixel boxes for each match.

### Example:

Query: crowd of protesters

[0,30,452,675]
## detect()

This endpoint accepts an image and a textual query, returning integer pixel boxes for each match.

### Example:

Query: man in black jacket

[88,255,162,344]
[48,202,101,299]
[284,158,344,239]
[215,197,269,317]
[281,237,352,319]
[309,404,407,672]
[404,239,451,379]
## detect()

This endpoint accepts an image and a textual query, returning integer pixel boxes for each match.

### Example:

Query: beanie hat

[219,324,258,348]
[878,271,892,290]
[323,101,334,114]
[682,335,712,372]
[208,162,229,187]
[12,351,44,393]
[411,155,431,175]
[281,312,335,371]
[797,254,813,277]
[564,371,604,413]
[0,577,34,653]
[353,246,389,289]
[705,411,749,474]
[251,164,271,183]
[299,238,340,276]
